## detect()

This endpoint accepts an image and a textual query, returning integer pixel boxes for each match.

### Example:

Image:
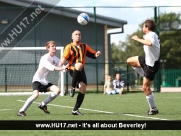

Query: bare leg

[17,90,39,116]
[41,85,60,106]
[127,56,144,76]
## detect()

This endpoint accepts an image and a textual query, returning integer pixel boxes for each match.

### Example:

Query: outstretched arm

[86,44,101,59]
[132,35,152,46]
[86,50,101,59]
[54,65,68,71]
[60,58,67,67]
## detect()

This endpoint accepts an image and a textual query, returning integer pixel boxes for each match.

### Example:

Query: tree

[111,12,181,69]
[159,12,181,69]
[111,29,145,63]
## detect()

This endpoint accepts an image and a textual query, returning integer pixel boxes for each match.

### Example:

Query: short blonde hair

[45,41,56,50]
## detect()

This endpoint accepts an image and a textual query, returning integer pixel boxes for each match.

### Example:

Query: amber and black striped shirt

[62,42,96,70]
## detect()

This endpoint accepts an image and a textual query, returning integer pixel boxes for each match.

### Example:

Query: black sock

[71,70,81,88]
[73,92,85,111]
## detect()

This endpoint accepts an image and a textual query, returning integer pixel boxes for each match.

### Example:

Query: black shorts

[32,81,54,93]
[138,56,160,81]
[69,68,87,87]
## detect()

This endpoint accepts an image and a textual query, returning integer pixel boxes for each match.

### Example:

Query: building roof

[0,0,127,28]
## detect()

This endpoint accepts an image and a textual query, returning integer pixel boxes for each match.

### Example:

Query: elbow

[148,43,152,46]
[146,41,152,46]
[145,42,152,46]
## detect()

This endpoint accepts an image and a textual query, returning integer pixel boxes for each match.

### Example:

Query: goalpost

[0,47,65,96]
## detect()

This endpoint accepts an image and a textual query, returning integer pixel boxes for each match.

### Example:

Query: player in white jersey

[17,41,67,116]
[127,20,160,115]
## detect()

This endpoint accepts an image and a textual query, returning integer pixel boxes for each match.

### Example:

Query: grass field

[0,92,181,135]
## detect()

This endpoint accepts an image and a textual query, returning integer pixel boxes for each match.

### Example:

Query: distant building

[0,0,127,87]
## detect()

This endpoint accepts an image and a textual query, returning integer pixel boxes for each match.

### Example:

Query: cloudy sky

[55,0,181,44]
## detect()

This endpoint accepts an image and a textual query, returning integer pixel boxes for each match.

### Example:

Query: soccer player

[112,73,125,94]
[60,30,101,115]
[17,41,67,116]
[127,19,160,115]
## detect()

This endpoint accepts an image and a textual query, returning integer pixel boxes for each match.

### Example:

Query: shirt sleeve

[146,32,155,46]
[86,44,97,59]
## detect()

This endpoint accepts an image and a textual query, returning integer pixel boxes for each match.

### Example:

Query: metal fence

[0,5,181,93]
[161,69,181,87]
[1,62,181,93]
[0,62,138,92]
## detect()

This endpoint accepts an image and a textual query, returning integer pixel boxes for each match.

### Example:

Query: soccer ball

[77,13,89,25]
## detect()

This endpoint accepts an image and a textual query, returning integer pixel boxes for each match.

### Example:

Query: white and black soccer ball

[77,13,89,25]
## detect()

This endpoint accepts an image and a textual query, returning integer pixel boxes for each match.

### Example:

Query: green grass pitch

[0,92,181,135]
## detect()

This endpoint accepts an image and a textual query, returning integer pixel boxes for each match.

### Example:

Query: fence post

[153,6,161,92]
[5,65,7,92]
[94,7,99,93]
[126,64,129,92]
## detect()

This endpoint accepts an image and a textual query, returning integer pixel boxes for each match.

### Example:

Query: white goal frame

[3,47,65,96]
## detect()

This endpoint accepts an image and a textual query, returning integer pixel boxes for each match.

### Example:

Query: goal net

[0,47,65,96]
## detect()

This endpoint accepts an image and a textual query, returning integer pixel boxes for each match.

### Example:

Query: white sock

[19,96,35,112]
[42,92,59,106]
[146,92,156,109]
[132,67,144,77]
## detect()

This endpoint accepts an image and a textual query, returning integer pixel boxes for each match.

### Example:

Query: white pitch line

[17,100,169,120]
[17,100,73,109]
[118,97,181,100]
[124,114,168,120]
[0,109,12,111]
[17,100,115,114]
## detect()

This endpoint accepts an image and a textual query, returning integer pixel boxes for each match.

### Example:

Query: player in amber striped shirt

[60,30,101,115]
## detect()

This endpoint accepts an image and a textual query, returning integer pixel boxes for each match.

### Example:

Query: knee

[82,85,86,92]
[142,85,146,91]
[34,96,38,99]
[80,84,86,94]
[33,94,39,99]
[142,85,151,94]
[126,58,131,65]
[75,63,83,70]
[56,88,61,95]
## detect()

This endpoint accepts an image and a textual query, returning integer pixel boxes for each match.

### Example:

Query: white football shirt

[32,53,60,85]
[143,31,160,66]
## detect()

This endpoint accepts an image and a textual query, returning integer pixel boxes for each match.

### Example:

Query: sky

[40,0,181,44]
